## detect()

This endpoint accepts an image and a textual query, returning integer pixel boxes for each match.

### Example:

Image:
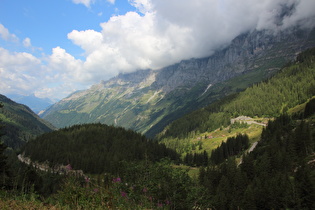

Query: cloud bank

[1,0,315,99]
[67,0,315,84]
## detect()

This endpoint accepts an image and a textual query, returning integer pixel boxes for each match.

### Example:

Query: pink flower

[143,187,148,193]
[93,188,99,193]
[65,164,72,170]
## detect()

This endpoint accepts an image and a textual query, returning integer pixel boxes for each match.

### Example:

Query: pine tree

[0,103,10,188]
[294,164,315,209]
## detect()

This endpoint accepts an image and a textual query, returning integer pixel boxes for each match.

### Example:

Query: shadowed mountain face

[41,27,315,138]
[0,94,55,149]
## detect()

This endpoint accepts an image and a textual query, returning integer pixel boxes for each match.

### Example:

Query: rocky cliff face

[41,26,315,137]
[153,28,315,92]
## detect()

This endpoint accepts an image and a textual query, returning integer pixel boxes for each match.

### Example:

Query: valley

[1,29,315,209]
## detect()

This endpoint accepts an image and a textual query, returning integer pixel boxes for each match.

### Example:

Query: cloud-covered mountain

[41,26,315,137]
[1,0,315,100]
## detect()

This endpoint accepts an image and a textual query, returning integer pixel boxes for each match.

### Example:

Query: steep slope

[159,47,315,141]
[41,27,315,137]
[0,94,55,149]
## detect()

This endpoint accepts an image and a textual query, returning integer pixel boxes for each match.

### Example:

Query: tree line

[210,133,249,165]
[22,123,180,174]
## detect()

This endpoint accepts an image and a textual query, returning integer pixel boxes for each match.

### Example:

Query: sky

[0,0,315,100]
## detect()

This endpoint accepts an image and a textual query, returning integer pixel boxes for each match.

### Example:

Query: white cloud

[72,0,95,8]
[65,0,315,87]
[129,0,153,14]
[107,0,115,4]
[23,37,32,48]
[0,46,86,100]
[0,47,43,95]
[0,24,19,42]
[282,0,315,29]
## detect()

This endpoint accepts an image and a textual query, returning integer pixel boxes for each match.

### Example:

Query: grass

[288,96,315,116]
[0,190,60,210]
[189,121,265,154]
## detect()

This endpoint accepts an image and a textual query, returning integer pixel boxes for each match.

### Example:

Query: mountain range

[6,94,55,115]
[41,26,315,138]
[9,46,315,209]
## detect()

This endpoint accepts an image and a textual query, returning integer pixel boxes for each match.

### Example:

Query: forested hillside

[22,123,179,174]
[2,108,314,209]
[159,47,315,140]
[0,95,54,149]
[198,114,315,209]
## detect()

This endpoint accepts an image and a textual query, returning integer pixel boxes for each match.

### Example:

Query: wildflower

[157,202,163,207]
[65,164,72,170]
[121,191,127,197]
[143,187,148,193]
[113,177,121,183]
[93,188,99,193]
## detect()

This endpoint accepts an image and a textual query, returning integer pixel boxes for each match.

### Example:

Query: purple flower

[121,191,127,197]
[157,202,163,207]
[113,177,121,183]
[143,187,148,193]
[93,188,99,193]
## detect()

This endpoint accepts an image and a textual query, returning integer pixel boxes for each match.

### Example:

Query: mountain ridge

[7,94,55,114]
[41,26,315,137]
[0,94,55,149]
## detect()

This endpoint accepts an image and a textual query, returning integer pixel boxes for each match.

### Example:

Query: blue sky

[0,0,133,57]
[0,0,315,100]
